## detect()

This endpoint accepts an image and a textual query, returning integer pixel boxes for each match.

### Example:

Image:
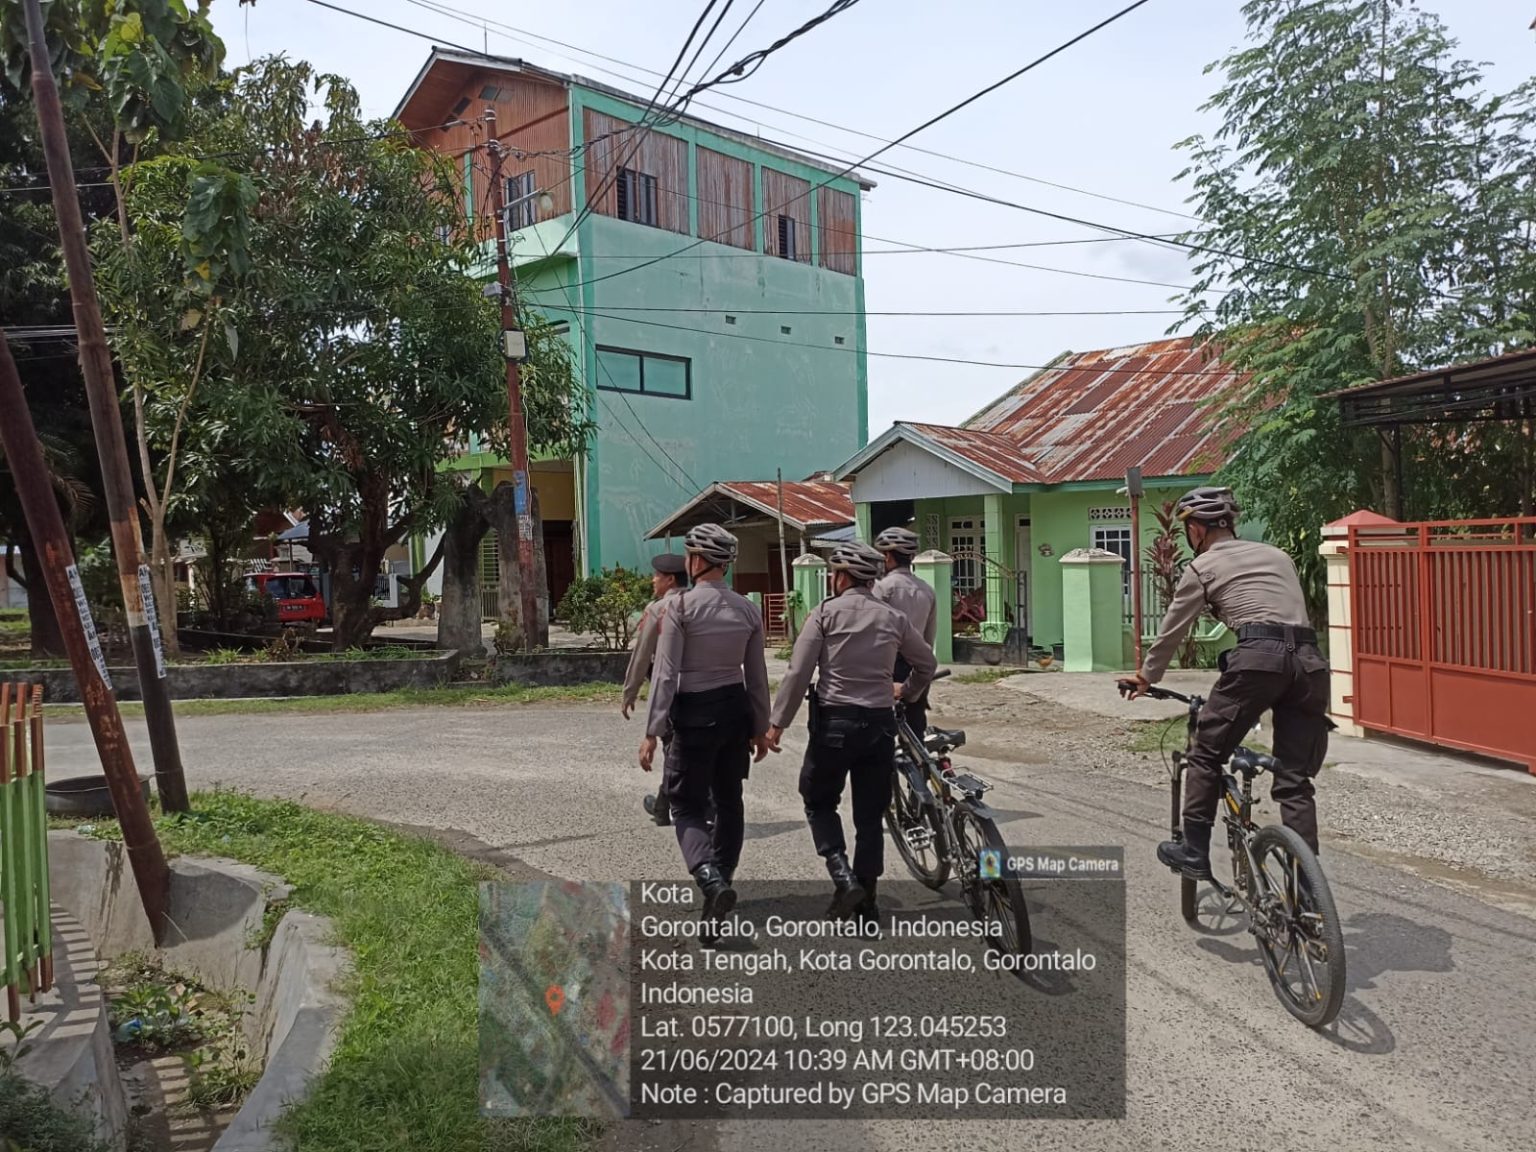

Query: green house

[833,337,1251,666]
[394,49,871,610]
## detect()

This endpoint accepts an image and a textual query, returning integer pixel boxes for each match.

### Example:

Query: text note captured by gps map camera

[479,853,1126,1121]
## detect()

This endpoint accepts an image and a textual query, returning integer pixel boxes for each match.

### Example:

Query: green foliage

[1178,0,1536,606]
[141,791,597,1151]
[0,1064,108,1152]
[1144,501,1199,668]
[556,565,653,648]
[108,973,202,1050]
[952,667,1020,685]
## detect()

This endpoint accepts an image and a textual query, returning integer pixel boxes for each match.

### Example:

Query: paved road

[47,689,1536,1152]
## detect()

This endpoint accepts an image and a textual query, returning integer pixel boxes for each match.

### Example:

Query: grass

[1125,718,1272,758]
[952,667,1023,685]
[45,680,621,720]
[87,792,598,1152]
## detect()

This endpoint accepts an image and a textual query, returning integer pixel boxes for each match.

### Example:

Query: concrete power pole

[20,0,189,811]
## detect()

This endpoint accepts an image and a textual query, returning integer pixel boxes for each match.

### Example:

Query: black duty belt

[816,702,895,722]
[1237,623,1318,645]
[676,683,747,706]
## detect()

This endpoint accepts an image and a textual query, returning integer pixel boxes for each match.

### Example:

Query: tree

[1176,0,1536,600]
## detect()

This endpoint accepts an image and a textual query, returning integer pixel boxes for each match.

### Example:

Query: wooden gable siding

[762,168,811,263]
[428,71,572,240]
[582,109,689,234]
[697,146,754,250]
[817,186,856,275]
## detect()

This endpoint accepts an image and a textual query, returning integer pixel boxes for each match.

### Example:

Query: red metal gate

[1349,517,1536,772]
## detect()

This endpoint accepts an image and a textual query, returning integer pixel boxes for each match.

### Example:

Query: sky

[226,0,1533,435]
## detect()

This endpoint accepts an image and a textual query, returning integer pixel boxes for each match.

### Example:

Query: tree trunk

[437,499,489,655]
[1380,435,1403,521]
[149,516,180,657]
[18,535,66,658]
[487,482,549,649]
[326,549,377,650]
[531,489,550,646]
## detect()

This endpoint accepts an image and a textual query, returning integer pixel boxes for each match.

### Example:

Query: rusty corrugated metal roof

[903,423,1047,485]
[717,480,855,529]
[963,336,1248,483]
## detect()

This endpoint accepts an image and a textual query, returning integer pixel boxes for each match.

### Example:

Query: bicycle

[1120,682,1347,1028]
[884,670,1032,957]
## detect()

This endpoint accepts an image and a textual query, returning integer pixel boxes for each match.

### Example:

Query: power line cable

[544,0,1161,294]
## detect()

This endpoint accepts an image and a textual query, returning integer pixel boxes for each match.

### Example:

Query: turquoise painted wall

[555,86,867,573]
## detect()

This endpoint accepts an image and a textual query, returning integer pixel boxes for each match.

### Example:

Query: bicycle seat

[925,728,966,752]
[1231,747,1279,778]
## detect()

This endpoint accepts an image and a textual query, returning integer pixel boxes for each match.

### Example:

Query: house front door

[1014,516,1032,637]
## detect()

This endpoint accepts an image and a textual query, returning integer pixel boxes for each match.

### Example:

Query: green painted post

[855,503,872,541]
[12,713,33,993]
[913,550,954,664]
[29,701,50,988]
[792,553,827,632]
[981,494,1007,642]
[1060,547,1128,672]
[1,702,18,1014]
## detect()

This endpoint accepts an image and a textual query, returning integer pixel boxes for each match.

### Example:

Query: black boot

[854,877,880,936]
[825,852,866,918]
[643,791,670,826]
[692,861,737,921]
[1157,818,1213,880]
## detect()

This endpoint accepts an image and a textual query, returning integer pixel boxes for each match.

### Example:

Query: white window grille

[1092,525,1133,595]
[949,518,986,592]
[1088,506,1131,522]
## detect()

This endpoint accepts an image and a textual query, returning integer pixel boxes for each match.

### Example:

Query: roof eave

[834,424,1015,492]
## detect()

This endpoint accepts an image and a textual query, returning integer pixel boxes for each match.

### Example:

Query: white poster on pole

[137,564,167,678]
[65,563,113,688]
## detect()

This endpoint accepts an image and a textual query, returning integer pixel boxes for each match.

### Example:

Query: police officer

[623,553,688,826]
[872,526,937,736]
[767,541,937,924]
[641,524,771,922]
[1122,487,1330,879]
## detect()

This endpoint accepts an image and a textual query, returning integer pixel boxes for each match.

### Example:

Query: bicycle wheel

[1249,824,1346,1028]
[951,806,1031,957]
[885,767,950,888]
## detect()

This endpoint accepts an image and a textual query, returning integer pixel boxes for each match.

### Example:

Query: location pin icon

[545,985,565,1016]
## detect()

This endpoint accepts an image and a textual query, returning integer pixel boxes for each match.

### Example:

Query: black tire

[951,806,1031,957]
[1180,876,1199,924]
[45,774,153,818]
[1249,824,1347,1029]
[885,768,950,889]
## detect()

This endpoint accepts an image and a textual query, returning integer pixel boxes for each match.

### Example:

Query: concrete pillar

[981,493,1007,642]
[914,550,954,664]
[855,502,872,541]
[1060,547,1126,672]
[791,552,827,633]
[1320,522,1367,737]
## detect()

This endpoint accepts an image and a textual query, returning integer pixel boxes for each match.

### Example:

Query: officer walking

[872,526,937,736]
[767,541,937,925]
[623,553,688,826]
[1121,487,1331,879]
[641,524,771,922]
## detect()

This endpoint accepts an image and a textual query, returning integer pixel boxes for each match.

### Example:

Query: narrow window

[505,170,538,230]
[777,214,796,260]
[617,168,657,226]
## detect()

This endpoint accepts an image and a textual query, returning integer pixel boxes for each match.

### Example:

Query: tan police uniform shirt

[873,566,938,648]
[645,579,771,738]
[1142,538,1312,684]
[622,586,680,713]
[770,585,938,729]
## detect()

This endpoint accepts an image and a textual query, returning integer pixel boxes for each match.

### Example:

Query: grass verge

[90,792,598,1152]
[951,667,1023,685]
[44,681,621,720]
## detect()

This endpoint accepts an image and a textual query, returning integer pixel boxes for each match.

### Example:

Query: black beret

[651,553,687,576]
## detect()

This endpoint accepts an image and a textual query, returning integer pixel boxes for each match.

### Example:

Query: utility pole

[775,469,795,640]
[1126,466,1145,668]
[485,109,544,649]
[21,0,189,812]
[0,333,171,939]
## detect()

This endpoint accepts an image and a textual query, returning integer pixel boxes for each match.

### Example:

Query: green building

[833,337,1251,664]
[394,49,870,609]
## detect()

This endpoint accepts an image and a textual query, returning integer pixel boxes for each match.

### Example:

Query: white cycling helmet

[827,541,885,584]
[874,526,921,557]
[684,522,739,568]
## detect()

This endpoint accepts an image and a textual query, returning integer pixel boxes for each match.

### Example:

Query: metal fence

[1,682,52,1021]
[1350,517,1536,772]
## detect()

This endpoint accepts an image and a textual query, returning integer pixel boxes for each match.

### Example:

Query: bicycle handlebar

[1116,679,1192,705]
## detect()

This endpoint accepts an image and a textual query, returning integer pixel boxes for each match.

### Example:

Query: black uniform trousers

[1182,631,1331,852]
[663,684,751,874]
[799,703,897,881]
[893,655,929,737]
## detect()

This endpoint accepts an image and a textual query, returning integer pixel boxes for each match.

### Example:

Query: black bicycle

[1121,682,1346,1028]
[885,671,1032,957]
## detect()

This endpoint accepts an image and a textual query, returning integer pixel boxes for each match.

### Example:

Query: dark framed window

[777,214,797,260]
[596,346,690,400]
[617,167,658,226]
[505,170,538,230]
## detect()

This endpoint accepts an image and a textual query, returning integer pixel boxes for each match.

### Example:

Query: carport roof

[1332,347,1536,427]
[646,480,854,540]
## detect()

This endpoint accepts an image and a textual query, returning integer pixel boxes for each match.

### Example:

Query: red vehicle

[245,572,326,625]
